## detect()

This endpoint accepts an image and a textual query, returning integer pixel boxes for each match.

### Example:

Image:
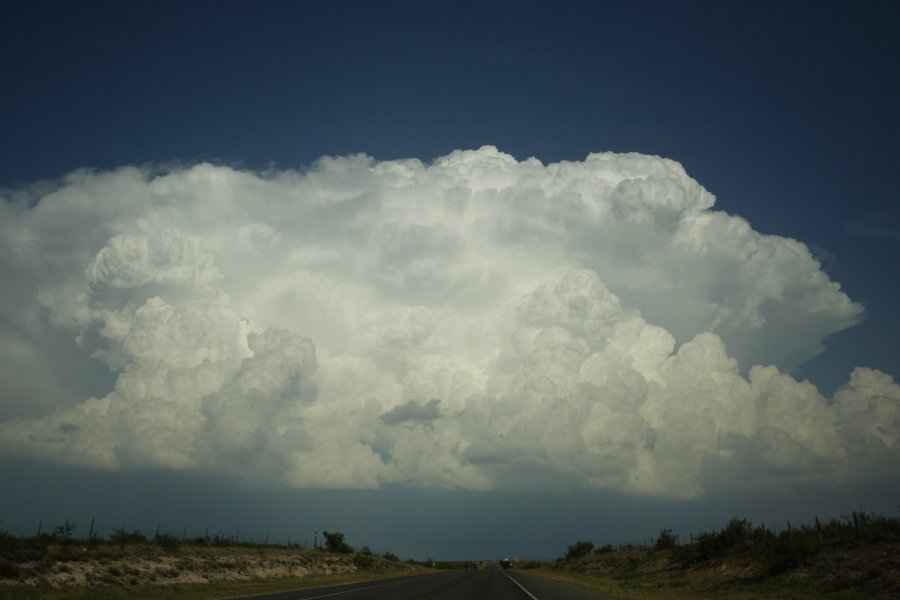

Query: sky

[0,0,898,560]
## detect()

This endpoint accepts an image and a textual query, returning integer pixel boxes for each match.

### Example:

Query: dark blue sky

[1,1,899,560]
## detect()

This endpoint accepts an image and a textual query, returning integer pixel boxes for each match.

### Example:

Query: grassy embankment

[522,511,900,600]
[0,527,426,599]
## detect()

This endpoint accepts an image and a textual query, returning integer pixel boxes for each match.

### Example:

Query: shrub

[0,531,20,554]
[691,518,754,560]
[154,533,181,551]
[382,551,399,562]
[565,540,594,559]
[111,529,147,545]
[655,528,677,550]
[46,545,79,563]
[323,531,353,554]
[720,518,752,548]
[353,553,375,569]
[0,558,20,579]
[50,522,77,545]
[755,532,822,574]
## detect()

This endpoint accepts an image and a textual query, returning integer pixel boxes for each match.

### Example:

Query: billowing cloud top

[0,147,896,497]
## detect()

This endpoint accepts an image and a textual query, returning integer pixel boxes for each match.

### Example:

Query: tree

[322,530,353,554]
[565,540,594,559]
[655,528,677,550]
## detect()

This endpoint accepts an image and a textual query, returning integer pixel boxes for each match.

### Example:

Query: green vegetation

[671,512,900,575]
[322,530,354,554]
[0,522,416,599]
[541,510,900,599]
[565,540,594,559]
[653,529,676,551]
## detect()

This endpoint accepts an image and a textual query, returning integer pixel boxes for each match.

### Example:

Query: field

[0,533,422,599]
[524,511,900,599]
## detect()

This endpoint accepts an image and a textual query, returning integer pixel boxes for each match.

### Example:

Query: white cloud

[0,146,895,498]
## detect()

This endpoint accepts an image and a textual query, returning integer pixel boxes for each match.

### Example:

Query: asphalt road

[230,568,619,600]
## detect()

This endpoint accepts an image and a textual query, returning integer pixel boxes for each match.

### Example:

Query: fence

[0,519,316,548]
[611,510,900,552]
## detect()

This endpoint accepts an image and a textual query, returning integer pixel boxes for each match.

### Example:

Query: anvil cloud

[1,147,897,497]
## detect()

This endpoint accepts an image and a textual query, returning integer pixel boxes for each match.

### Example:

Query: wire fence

[0,519,319,548]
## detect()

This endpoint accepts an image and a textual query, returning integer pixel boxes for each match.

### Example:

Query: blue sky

[1,1,898,559]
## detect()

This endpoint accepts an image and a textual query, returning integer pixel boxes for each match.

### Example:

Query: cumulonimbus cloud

[0,147,896,497]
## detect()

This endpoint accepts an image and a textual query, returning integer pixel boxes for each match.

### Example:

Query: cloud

[0,147,895,498]
[844,222,900,243]
[381,399,443,425]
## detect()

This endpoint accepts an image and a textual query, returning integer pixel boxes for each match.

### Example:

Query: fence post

[88,518,95,545]
[36,520,42,536]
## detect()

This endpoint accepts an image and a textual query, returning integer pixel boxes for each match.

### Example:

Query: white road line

[503,571,540,600]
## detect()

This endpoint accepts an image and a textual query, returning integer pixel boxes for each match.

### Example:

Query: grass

[0,569,425,600]
[0,525,424,600]
[523,567,834,600]
[522,510,900,600]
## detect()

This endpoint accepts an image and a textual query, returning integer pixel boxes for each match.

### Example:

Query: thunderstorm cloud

[0,147,897,497]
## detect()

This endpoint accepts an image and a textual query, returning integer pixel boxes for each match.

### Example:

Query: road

[230,568,619,600]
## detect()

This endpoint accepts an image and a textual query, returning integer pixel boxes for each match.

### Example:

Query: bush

[323,531,354,554]
[51,522,77,545]
[0,531,21,554]
[154,533,181,551]
[0,558,20,579]
[353,553,374,569]
[565,540,594,559]
[382,551,399,562]
[111,529,147,545]
[691,518,754,560]
[755,532,822,574]
[720,518,752,548]
[655,528,677,550]
[595,544,614,554]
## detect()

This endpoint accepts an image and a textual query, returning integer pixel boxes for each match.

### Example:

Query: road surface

[231,568,619,600]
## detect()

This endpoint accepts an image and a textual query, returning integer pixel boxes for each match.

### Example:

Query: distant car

[499,559,513,569]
